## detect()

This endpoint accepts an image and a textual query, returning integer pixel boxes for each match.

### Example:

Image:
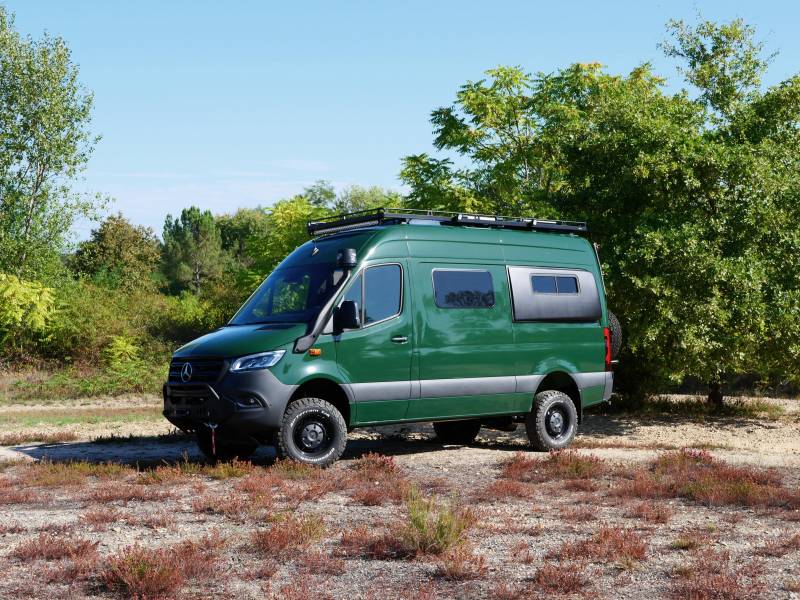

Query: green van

[163,209,617,466]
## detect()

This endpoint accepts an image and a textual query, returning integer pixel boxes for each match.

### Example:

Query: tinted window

[532,275,557,294]
[364,265,401,324]
[343,272,362,307]
[433,270,495,308]
[556,276,578,294]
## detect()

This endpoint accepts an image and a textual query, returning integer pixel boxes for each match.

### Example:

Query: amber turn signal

[308,348,322,357]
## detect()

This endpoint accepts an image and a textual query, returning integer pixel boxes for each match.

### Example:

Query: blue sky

[5,0,799,238]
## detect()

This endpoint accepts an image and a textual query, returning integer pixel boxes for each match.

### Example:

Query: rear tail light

[603,327,612,371]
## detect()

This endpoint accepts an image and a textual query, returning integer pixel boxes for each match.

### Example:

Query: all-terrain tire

[525,390,578,451]
[276,397,348,467]
[433,419,482,445]
[608,310,622,359]
[196,429,258,463]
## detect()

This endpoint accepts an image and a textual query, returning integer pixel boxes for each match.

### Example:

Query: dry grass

[192,491,272,521]
[0,430,79,445]
[296,550,347,576]
[336,525,412,560]
[17,460,131,487]
[548,526,647,563]
[251,514,327,559]
[345,454,410,505]
[396,486,475,555]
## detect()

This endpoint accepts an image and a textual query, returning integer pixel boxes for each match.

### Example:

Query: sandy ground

[0,395,798,599]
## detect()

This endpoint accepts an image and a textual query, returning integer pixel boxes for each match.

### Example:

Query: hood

[173,323,307,358]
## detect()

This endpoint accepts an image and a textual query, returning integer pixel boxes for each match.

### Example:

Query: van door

[334,261,413,423]
[407,261,523,420]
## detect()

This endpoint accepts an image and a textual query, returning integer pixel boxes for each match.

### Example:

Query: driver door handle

[391,335,408,344]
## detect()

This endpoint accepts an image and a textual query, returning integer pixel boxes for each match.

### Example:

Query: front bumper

[162,369,296,442]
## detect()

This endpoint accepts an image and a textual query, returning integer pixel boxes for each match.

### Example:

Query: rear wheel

[525,390,578,451]
[196,429,258,462]
[433,419,481,445]
[276,397,348,467]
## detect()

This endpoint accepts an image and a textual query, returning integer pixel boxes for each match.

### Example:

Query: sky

[5,0,800,239]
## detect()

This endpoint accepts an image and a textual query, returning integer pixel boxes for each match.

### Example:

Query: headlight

[229,350,285,372]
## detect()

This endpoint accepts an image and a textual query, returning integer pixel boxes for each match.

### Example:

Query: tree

[162,207,229,294]
[216,207,270,269]
[333,185,403,213]
[401,19,800,405]
[0,7,102,280]
[303,180,336,207]
[72,213,160,289]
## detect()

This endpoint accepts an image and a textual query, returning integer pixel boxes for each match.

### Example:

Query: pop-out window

[531,275,579,294]
[433,270,495,308]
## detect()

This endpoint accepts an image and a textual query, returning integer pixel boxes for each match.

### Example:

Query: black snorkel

[293,248,357,353]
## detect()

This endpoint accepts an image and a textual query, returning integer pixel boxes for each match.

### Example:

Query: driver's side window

[342,264,402,327]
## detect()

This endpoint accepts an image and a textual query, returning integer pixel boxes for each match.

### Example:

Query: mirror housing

[337,248,357,269]
[334,300,361,331]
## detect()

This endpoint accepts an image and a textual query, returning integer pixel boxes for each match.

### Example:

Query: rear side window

[509,266,601,322]
[433,270,495,308]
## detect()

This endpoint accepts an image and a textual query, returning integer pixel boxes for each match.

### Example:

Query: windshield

[229,264,345,326]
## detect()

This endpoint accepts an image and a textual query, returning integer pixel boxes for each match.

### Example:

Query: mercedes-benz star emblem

[180,362,193,382]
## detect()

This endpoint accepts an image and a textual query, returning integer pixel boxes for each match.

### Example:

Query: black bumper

[163,370,295,443]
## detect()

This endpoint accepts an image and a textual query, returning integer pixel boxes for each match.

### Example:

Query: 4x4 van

[163,209,617,466]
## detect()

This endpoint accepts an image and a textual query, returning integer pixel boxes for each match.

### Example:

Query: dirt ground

[0,395,798,599]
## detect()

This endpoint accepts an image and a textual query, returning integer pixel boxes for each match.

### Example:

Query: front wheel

[276,397,348,467]
[525,390,578,451]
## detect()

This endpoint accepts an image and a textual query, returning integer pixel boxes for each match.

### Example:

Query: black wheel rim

[293,413,334,457]
[545,405,569,440]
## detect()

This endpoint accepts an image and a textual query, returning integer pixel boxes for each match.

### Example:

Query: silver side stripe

[348,372,606,402]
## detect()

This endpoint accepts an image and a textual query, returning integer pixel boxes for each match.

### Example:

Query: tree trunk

[707,380,724,409]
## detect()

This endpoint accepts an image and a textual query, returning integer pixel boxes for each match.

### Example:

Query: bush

[0,273,55,353]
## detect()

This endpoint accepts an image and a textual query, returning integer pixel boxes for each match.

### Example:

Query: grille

[168,358,224,383]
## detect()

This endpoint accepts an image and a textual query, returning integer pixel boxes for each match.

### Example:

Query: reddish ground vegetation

[615,449,799,509]
[11,532,98,562]
[83,507,122,529]
[335,525,412,560]
[531,561,589,594]
[87,481,170,503]
[251,514,326,558]
[548,526,647,562]
[473,479,535,502]
[756,532,800,557]
[624,501,674,524]
[0,431,79,445]
[434,544,488,580]
[296,549,347,575]
[560,506,596,522]
[343,452,410,505]
[501,450,607,483]
[670,551,764,599]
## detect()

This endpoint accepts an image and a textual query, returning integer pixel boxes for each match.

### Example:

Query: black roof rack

[307,208,588,237]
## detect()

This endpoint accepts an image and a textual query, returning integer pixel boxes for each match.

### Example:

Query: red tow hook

[206,422,218,458]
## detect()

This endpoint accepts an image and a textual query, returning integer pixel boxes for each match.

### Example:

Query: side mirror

[337,248,357,269]
[334,300,361,331]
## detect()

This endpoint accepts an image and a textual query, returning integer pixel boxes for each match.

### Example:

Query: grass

[397,486,475,555]
[16,460,132,487]
[433,544,487,580]
[0,406,162,426]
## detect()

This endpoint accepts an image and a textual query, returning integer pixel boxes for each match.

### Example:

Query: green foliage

[162,207,230,294]
[401,18,800,399]
[0,7,103,280]
[401,486,474,555]
[0,273,54,350]
[72,213,160,289]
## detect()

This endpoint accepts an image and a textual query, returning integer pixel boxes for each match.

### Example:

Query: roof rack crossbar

[307,208,588,236]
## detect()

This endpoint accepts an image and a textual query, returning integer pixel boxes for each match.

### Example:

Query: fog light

[235,395,264,408]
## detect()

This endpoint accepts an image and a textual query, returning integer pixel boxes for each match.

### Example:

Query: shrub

[251,514,326,558]
[501,451,607,483]
[532,562,588,594]
[101,545,184,599]
[434,544,487,580]
[398,486,475,555]
[0,273,54,353]
[548,527,647,562]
